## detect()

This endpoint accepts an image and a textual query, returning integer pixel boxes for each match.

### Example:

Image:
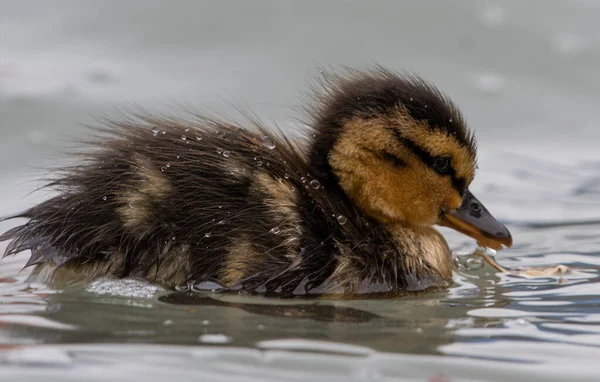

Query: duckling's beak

[439,189,512,250]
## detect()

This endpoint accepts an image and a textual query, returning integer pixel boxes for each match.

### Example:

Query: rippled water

[2,1,600,381]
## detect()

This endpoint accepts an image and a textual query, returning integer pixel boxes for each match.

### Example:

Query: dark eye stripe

[381,150,405,168]
[390,129,466,195]
[357,144,405,168]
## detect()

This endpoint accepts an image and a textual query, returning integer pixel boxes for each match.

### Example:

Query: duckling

[0,67,512,296]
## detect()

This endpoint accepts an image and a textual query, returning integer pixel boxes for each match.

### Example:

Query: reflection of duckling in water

[0,67,512,296]
[159,293,382,323]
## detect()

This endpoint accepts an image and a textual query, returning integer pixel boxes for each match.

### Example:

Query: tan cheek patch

[448,193,463,210]
[329,119,401,222]
[330,118,442,225]
[380,154,458,226]
[330,114,474,226]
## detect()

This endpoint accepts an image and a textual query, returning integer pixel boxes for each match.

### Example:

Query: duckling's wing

[0,112,313,288]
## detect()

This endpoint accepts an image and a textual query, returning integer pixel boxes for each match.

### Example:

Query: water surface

[1,1,600,381]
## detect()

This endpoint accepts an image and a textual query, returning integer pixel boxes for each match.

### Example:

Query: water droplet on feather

[261,136,276,150]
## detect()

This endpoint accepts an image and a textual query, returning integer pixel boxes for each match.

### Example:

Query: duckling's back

[0,115,410,295]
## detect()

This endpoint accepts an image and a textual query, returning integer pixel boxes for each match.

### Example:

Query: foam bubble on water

[518,300,573,307]
[467,308,564,318]
[516,264,571,278]
[4,347,73,366]
[257,339,373,356]
[87,278,163,298]
[198,334,232,344]
[0,315,75,330]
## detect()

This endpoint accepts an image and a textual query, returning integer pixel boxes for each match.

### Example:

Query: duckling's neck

[307,131,339,188]
[387,224,454,284]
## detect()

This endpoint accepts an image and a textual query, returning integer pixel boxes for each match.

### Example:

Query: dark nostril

[470,201,481,213]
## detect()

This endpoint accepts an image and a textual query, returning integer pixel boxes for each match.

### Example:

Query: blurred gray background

[1,0,599,216]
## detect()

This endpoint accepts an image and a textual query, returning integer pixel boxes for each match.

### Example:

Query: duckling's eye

[433,156,451,174]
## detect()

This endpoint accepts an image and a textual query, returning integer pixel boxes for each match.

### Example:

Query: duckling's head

[309,68,512,250]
